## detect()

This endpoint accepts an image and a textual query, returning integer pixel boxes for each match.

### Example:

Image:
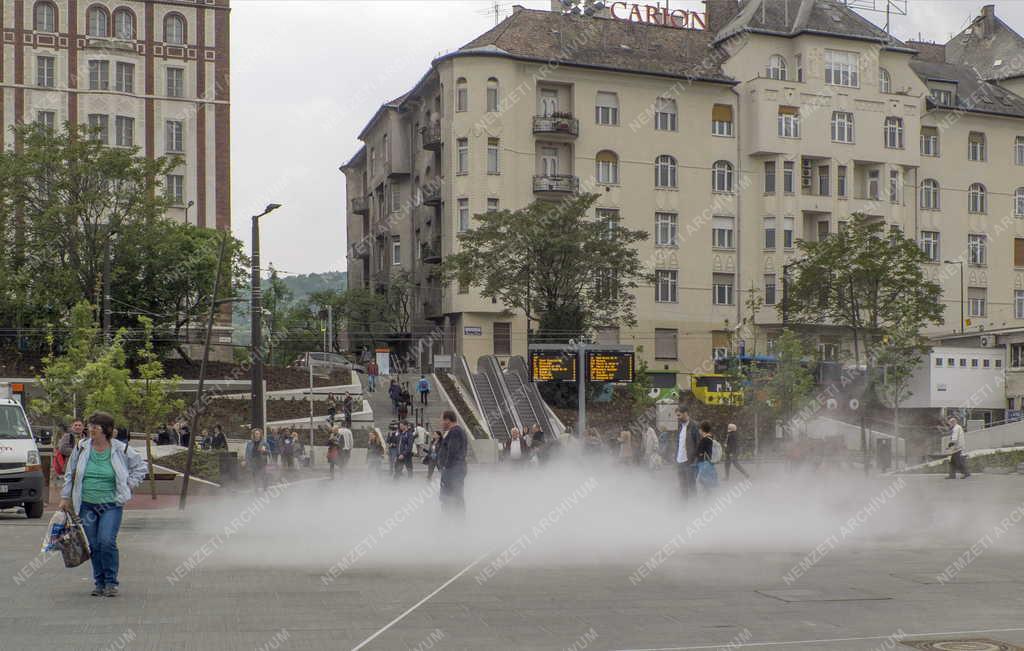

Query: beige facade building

[343,0,1024,389]
[1,0,231,230]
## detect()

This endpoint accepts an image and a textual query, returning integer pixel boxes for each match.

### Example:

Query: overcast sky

[229,0,1024,277]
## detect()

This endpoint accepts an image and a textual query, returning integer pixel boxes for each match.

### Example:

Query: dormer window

[766,55,787,81]
[930,88,954,105]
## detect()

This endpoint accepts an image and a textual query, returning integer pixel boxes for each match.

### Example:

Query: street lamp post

[251,203,282,433]
[943,260,964,334]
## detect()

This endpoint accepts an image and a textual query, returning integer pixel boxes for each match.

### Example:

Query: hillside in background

[233,271,347,345]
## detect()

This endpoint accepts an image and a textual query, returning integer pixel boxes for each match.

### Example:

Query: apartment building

[342,0,1024,388]
[1,0,231,230]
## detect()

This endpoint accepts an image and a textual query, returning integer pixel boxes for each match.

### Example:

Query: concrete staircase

[360,373,452,432]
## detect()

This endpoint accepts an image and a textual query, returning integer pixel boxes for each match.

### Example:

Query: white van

[0,398,44,518]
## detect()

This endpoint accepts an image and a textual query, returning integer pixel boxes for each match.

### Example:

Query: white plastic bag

[41,510,68,553]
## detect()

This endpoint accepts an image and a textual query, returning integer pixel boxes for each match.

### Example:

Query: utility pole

[250,204,282,434]
[103,228,113,343]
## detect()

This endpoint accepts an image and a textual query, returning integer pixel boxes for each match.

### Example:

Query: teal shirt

[81,447,117,504]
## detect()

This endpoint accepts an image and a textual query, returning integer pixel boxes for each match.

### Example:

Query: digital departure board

[586,350,635,383]
[530,351,578,382]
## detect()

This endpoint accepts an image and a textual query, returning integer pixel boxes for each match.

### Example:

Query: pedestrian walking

[59,411,147,597]
[155,422,171,446]
[583,427,605,457]
[394,422,415,479]
[327,431,341,479]
[367,428,386,476]
[266,429,280,466]
[54,419,84,481]
[281,432,296,470]
[425,430,442,480]
[342,392,354,426]
[695,421,719,493]
[244,428,270,493]
[327,394,337,425]
[398,387,412,421]
[417,375,431,406]
[642,426,662,471]
[674,407,700,500]
[946,415,971,479]
[338,425,353,471]
[502,428,530,465]
[211,425,228,451]
[366,359,379,393]
[437,410,467,513]
[529,424,549,464]
[388,380,401,415]
[180,425,191,449]
[723,423,750,480]
[386,425,400,470]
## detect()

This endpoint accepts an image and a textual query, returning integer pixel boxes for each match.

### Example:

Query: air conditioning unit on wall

[979,334,995,348]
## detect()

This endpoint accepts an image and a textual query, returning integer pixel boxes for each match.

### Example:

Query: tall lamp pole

[184,199,195,225]
[943,260,964,334]
[251,203,282,434]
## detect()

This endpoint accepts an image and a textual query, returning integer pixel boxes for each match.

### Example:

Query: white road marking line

[349,551,491,651]
[613,627,1024,651]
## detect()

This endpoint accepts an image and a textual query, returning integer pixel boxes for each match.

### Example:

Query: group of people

[499,424,550,465]
[325,393,354,427]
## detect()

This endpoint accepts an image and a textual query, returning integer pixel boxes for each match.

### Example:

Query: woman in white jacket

[59,411,147,597]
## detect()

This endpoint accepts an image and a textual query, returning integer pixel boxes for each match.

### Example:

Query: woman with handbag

[694,421,720,494]
[59,411,147,597]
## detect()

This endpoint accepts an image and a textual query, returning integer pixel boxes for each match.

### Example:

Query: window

[390,184,400,213]
[825,50,859,87]
[764,161,776,194]
[831,111,854,143]
[757,273,775,306]
[766,54,787,80]
[795,54,803,82]
[837,165,847,198]
[382,134,390,164]
[879,67,891,93]
[487,198,499,213]
[165,174,184,205]
[712,104,734,136]
[921,127,939,156]
[36,56,55,88]
[655,98,677,131]
[87,114,108,143]
[889,169,900,203]
[36,110,56,131]
[713,273,734,305]
[764,217,776,249]
[487,138,500,175]
[655,212,677,247]
[597,208,619,240]
[166,67,184,97]
[867,170,880,200]
[712,216,734,249]
[455,78,468,112]
[1013,344,1024,368]
[968,132,986,161]
[931,88,954,105]
[1014,238,1024,267]
[1016,136,1024,166]
[595,150,619,184]
[919,231,940,262]
[783,161,795,193]
[113,9,134,39]
[165,120,184,153]
[959,358,967,368]
[935,358,943,368]
[655,328,678,360]
[114,62,134,93]
[540,146,558,176]
[391,236,401,266]
[968,183,987,214]
[655,155,677,188]
[458,198,469,232]
[596,91,619,126]
[884,117,904,149]
[88,60,109,90]
[712,161,734,193]
[486,78,499,112]
[114,116,134,147]
[164,13,185,45]
[86,6,108,36]
[35,2,57,32]
[1017,188,1024,217]
[1016,290,1024,319]
[493,323,511,356]
[968,234,987,265]
[655,270,678,303]
[539,88,558,117]
[456,138,468,175]
[817,221,830,242]
[783,217,795,248]
[968,287,986,317]
[818,166,830,196]
[778,106,800,138]
[921,179,940,210]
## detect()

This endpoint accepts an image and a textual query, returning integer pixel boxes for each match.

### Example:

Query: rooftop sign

[610,2,706,29]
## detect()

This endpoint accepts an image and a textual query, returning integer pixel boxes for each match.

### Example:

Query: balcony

[422,185,442,206]
[350,241,369,259]
[532,114,579,138]
[421,124,442,151]
[385,159,409,178]
[422,238,443,264]
[533,174,579,195]
[351,196,368,215]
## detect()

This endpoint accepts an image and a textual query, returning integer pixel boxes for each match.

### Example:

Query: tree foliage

[442,193,652,341]
[763,330,816,436]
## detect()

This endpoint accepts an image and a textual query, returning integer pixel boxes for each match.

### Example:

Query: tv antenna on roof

[478,1,513,25]
[841,0,908,34]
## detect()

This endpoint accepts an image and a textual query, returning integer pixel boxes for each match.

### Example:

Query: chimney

[980,4,996,37]
[704,0,740,33]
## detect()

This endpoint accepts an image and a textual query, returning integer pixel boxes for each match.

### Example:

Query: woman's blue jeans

[79,502,123,588]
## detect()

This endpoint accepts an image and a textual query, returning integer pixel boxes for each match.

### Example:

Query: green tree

[126,316,184,432]
[32,302,100,423]
[442,193,651,341]
[763,330,816,439]
[874,323,928,441]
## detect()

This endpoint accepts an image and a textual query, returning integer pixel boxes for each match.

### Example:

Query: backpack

[710,439,724,464]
